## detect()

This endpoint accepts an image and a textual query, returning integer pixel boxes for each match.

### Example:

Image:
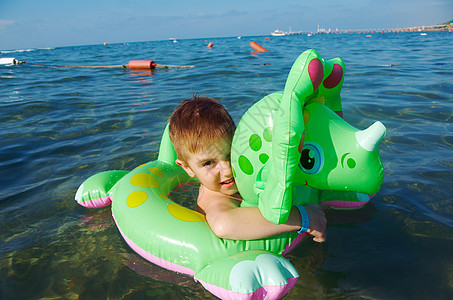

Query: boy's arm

[204,197,326,241]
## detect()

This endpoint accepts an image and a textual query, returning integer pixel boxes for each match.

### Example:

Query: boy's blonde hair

[169,96,236,162]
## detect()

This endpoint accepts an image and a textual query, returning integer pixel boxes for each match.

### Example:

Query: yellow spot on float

[158,193,170,201]
[127,191,148,208]
[130,173,160,188]
[149,167,164,178]
[167,202,206,222]
[315,96,325,104]
[303,110,310,124]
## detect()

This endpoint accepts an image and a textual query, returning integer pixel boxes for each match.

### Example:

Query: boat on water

[271,29,286,36]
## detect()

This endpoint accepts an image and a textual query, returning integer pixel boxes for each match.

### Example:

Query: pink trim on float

[113,214,196,276]
[196,277,298,300]
[323,194,374,209]
[77,197,112,208]
[281,232,306,256]
[113,211,300,299]
[322,200,368,209]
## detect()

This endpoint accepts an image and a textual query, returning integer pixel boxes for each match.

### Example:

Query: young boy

[169,96,326,242]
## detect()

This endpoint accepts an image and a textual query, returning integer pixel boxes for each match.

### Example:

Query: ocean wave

[1,48,35,54]
[1,47,54,54]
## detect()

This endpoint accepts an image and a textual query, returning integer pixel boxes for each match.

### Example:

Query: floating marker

[2,58,194,69]
[128,60,157,70]
[0,57,17,65]
[250,41,268,52]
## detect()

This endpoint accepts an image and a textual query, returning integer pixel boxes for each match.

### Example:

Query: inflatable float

[250,41,268,52]
[75,49,385,299]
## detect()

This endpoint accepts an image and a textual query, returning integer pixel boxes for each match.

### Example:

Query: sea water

[1,32,452,299]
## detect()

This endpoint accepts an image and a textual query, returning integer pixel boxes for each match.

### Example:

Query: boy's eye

[203,161,214,167]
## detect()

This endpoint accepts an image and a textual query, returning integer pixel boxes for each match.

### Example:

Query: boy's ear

[176,159,195,177]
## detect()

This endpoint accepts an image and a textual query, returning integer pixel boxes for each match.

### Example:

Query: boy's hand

[304,204,327,243]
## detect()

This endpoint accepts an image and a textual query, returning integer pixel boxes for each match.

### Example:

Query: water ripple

[1,32,453,299]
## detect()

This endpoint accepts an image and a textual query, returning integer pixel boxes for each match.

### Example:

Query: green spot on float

[238,155,254,175]
[249,134,262,151]
[259,153,269,164]
[263,127,272,142]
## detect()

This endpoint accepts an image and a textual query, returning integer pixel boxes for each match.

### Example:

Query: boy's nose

[218,160,232,175]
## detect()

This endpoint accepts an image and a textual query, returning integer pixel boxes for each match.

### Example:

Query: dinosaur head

[295,102,386,195]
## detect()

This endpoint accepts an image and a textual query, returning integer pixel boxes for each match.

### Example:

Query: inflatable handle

[157,124,179,166]
[75,170,129,208]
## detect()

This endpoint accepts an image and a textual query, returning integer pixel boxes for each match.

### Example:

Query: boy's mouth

[220,178,235,187]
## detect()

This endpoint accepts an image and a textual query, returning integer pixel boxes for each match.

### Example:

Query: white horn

[355,121,386,151]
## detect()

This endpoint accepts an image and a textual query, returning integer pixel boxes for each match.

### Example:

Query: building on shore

[281,21,452,36]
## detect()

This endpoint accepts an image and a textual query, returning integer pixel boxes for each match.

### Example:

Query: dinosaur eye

[299,142,324,175]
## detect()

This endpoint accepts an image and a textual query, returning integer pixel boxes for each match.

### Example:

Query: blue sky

[0,0,451,50]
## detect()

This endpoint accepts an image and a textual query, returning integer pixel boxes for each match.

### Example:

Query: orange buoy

[128,60,157,70]
[207,42,213,48]
[250,41,267,52]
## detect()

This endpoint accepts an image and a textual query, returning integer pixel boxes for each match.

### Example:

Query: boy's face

[176,138,238,196]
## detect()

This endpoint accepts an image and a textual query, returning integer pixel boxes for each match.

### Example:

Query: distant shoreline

[279,21,453,36]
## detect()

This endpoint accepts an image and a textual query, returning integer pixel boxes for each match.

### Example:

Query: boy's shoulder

[197,186,241,215]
